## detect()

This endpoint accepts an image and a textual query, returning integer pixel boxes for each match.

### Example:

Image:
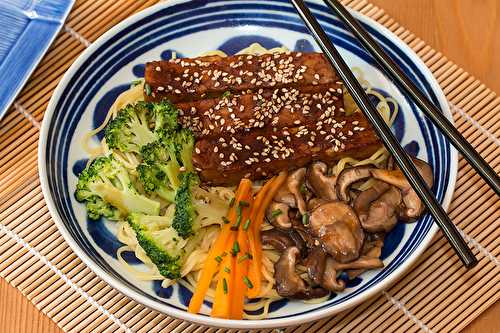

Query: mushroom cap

[336,166,374,202]
[306,162,338,201]
[322,257,346,292]
[354,181,402,233]
[307,197,328,211]
[266,202,292,229]
[261,229,296,252]
[309,201,364,263]
[275,247,307,297]
[274,186,296,207]
[371,157,433,220]
[287,168,307,215]
[274,247,329,299]
[303,246,327,285]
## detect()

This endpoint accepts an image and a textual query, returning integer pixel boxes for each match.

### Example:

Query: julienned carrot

[188,179,252,314]
[230,196,254,319]
[211,232,235,318]
[245,177,275,298]
[247,171,288,298]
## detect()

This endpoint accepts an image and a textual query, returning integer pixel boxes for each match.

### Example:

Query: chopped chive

[300,183,307,194]
[239,200,250,207]
[131,79,142,87]
[238,252,253,263]
[229,197,235,207]
[243,276,254,289]
[222,278,228,294]
[243,218,251,231]
[302,212,309,226]
[271,209,283,217]
[222,91,231,98]
[231,205,242,230]
[222,216,230,224]
[144,83,152,96]
[215,256,222,263]
[224,267,231,273]
[232,240,240,256]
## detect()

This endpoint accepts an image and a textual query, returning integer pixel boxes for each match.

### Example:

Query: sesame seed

[195,148,201,154]
[155,66,161,72]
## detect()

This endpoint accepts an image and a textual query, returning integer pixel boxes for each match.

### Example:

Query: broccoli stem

[91,183,160,215]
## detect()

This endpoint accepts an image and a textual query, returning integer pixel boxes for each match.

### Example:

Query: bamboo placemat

[0,0,498,332]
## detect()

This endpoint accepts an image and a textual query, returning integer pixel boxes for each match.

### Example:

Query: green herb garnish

[232,241,240,256]
[238,252,253,263]
[131,79,142,87]
[302,213,309,226]
[243,218,251,231]
[144,83,152,96]
[271,209,283,217]
[223,278,228,294]
[243,276,253,289]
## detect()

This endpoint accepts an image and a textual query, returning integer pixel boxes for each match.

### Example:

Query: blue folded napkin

[0,0,75,121]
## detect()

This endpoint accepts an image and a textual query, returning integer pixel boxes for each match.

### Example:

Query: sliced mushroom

[261,229,296,252]
[371,157,433,220]
[309,201,364,263]
[287,168,307,215]
[291,221,316,249]
[274,247,329,299]
[307,162,337,201]
[354,181,402,233]
[266,202,291,229]
[302,246,327,286]
[274,186,296,207]
[322,257,346,292]
[346,234,385,278]
[307,197,328,211]
[336,166,373,202]
[333,257,384,271]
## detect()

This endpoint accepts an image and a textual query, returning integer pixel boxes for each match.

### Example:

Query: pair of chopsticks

[291,0,499,268]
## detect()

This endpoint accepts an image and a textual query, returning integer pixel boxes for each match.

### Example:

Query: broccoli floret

[75,155,160,219]
[127,213,183,279]
[172,172,199,239]
[139,139,181,192]
[173,128,194,172]
[105,101,178,153]
[137,128,195,195]
[137,163,176,202]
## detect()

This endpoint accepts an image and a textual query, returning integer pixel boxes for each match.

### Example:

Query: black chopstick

[323,0,500,196]
[289,0,477,268]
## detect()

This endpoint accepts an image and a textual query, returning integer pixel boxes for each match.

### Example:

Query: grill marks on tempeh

[192,112,380,185]
[144,52,342,103]
[176,85,343,138]
[144,51,381,185]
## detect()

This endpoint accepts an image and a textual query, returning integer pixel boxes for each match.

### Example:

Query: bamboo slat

[0,0,498,332]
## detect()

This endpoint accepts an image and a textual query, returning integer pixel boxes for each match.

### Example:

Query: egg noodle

[81,43,398,319]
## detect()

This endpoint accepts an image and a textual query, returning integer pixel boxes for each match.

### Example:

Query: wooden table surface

[1,0,498,332]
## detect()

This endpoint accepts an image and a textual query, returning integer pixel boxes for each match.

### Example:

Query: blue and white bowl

[39,0,457,329]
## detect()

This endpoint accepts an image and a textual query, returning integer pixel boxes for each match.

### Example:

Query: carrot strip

[188,179,252,314]
[247,171,288,298]
[211,232,235,318]
[230,196,253,319]
[245,177,275,298]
